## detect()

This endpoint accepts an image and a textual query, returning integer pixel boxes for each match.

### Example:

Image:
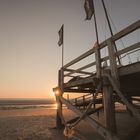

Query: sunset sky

[0,0,139,99]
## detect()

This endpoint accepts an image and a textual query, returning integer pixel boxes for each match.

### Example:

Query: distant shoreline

[0,99,56,110]
[0,104,57,110]
[0,98,55,105]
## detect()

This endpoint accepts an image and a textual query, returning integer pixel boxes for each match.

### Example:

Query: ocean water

[0,99,57,110]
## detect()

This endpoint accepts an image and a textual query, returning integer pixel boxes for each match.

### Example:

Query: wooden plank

[117,42,140,56]
[59,96,119,140]
[67,106,103,124]
[64,76,94,88]
[64,88,95,93]
[118,62,140,76]
[64,62,96,77]
[64,68,93,76]
[111,20,140,42]
[63,20,139,69]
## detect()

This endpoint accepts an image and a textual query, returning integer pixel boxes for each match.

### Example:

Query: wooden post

[107,39,119,87]
[103,70,117,134]
[56,69,64,128]
[95,43,101,78]
[56,96,63,128]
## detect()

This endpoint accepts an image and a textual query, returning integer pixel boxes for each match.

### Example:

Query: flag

[84,0,94,20]
[58,24,64,46]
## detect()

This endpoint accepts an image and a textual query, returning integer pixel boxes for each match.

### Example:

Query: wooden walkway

[53,20,140,140]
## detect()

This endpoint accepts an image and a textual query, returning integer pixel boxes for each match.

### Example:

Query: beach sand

[0,107,140,140]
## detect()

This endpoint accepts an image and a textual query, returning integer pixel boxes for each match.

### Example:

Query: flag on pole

[84,0,94,20]
[58,24,64,46]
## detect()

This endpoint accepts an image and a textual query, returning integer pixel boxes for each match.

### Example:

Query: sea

[0,98,57,110]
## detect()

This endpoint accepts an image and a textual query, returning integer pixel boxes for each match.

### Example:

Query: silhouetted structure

[53,20,140,140]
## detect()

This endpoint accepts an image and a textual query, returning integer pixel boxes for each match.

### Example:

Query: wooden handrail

[62,20,140,69]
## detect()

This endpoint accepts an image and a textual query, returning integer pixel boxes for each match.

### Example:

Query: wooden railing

[58,20,140,88]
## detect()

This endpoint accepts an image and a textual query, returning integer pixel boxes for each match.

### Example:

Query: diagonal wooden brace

[59,96,120,140]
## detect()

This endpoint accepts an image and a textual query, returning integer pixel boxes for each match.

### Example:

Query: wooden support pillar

[55,69,64,129]
[95,43,101,78]
[107,39,119,87]
[103,70,117,134]
[56,96,63,128]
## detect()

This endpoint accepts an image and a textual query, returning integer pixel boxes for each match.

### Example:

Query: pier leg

[56,96,63,129]
[56,69,64,129]
[103,74,117,134]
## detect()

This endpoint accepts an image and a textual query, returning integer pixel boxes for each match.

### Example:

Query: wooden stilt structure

[53,20,140,140]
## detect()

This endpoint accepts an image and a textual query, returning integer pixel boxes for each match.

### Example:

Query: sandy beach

[0,107,140,140]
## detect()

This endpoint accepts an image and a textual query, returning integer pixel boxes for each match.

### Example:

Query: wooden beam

[117,42,140,56]
[111,20,140,42]
[64,42,139,77]
[64,62,96,77]
[64,76,94,88]
[62,21,139,70]
[118,62,140,76]
[67,106,103,124]
[59,96,119,140]
[64,88,95,93]
[64,68,93,76]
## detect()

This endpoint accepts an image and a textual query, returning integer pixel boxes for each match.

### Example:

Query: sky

[0,0,139,99]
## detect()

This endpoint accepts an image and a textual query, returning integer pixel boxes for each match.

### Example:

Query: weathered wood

[107,39,119,85]
[111,20,140,42]
[54,20,140,139]
[59,96,119,140]
[105,74,140,121]
[67,106,103,124]
[64,68,93,76]
[75,98,102,107]
[118,62,140,76]
[64,88,96,93]
[103,71,117,133]
[95,43,101,78]
[56,96,64,128]
[63,20,139,69]
[64,42,140,77]
[64,75,97,88]
[56,70,64,128]
[117,42,140,56]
